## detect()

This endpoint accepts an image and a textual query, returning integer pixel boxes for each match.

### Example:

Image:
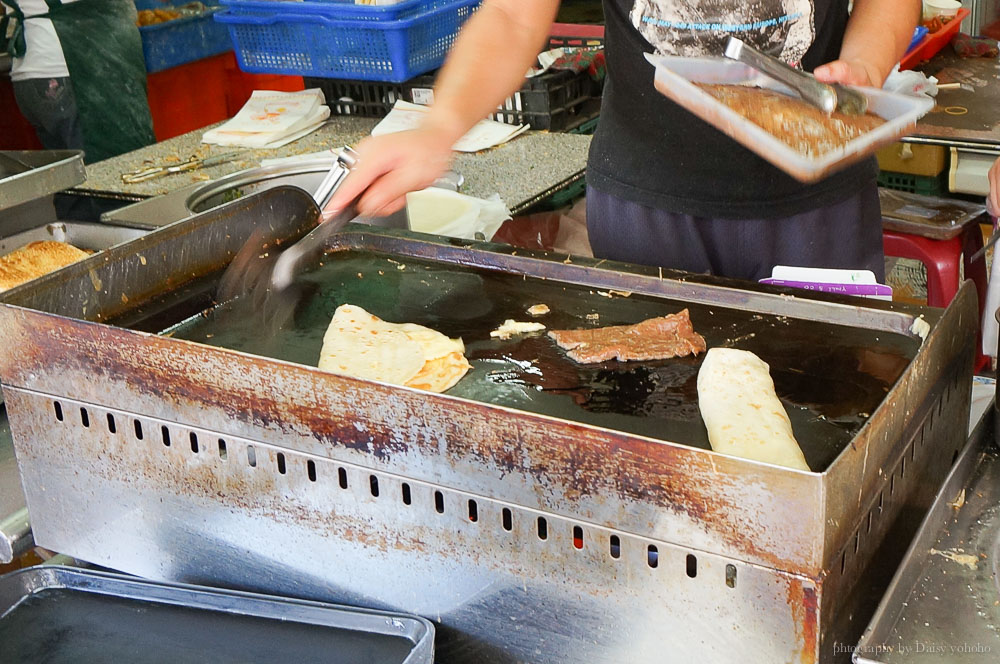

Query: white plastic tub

[647,55,935,183]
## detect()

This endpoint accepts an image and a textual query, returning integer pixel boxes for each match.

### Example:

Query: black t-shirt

[588,0,877,219]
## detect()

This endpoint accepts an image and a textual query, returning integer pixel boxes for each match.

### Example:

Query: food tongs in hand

[217,146,361,330]
[723,37,868,116]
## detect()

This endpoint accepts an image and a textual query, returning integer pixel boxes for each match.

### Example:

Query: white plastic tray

[647,55,935,183]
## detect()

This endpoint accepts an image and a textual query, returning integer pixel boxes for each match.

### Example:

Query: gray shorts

[586,183,885,282]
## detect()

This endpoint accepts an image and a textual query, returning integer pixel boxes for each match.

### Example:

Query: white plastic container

[647,55,935,183]
[922,0,962,21]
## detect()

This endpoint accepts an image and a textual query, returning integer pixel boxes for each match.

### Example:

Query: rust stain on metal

[1,311,815,571]
[785,581,819,664]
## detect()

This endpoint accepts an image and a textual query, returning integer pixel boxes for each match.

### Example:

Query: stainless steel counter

[856,401,1000,663]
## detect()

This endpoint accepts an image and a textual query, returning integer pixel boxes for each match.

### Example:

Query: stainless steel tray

[855,405,999,663]
[0,150,86,212]
[0,187,976,664]
[0,221,151,563]
[0,221,147,256]
[0,565,434,664]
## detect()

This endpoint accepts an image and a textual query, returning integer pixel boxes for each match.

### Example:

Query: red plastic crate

[899,8,970,70]
[0,76,43,150]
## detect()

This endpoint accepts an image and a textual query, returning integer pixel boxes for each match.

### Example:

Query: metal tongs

[723,37,868,116]
[121,151,242,183]
[217,146,360,330]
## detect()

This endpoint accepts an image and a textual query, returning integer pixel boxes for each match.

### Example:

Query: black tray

[0,566,434,664]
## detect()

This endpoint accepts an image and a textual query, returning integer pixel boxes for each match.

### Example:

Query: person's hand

[813,59,881,87]
[988,157,1000,217]
[323,128,454,219]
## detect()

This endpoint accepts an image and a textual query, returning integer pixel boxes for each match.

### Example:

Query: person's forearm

[420,0,560,145]
[839,0,920,85]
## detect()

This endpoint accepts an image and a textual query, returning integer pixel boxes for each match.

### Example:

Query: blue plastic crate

[138,3,234,73]
[214,0,480,82]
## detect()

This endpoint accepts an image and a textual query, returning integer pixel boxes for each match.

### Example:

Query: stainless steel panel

[0,150,86,212]
[0,221,147,255]
[855,408,999,663]
[0,187,977,663]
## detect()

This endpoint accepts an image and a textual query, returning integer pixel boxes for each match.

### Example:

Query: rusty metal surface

[0,187,976,663]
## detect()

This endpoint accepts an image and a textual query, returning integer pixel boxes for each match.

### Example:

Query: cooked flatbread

[0,240,91,291]
[697,347,810,471]
[318,304,470,393]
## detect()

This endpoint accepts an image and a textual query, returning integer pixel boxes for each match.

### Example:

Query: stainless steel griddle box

[0,189,976,664]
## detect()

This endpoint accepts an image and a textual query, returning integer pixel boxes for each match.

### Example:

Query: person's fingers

[988,162,1000,216]
[323,137,397,214]
[814,60,875,87]
[357,166,436,216]
[813,61,846,83]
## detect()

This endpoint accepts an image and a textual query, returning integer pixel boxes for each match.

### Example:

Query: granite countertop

[79,117,592,213]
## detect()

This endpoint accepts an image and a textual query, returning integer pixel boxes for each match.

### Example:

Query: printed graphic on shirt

[630,0,815,66]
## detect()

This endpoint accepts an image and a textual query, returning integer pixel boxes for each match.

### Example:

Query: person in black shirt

[326,0,919,281]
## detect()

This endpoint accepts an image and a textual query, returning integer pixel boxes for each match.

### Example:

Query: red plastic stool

[883,221,988,370]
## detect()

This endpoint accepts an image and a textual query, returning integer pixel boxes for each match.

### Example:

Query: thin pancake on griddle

[548,309,707,364]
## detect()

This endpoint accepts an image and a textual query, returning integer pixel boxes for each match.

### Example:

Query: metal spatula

[723,37,868,116]
[217,146,360,330]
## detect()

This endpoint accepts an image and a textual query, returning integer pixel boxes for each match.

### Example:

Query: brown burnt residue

[2,311,818,571]
[786,581,820,664]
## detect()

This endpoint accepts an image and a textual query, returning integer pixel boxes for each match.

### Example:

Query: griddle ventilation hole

[79,408,90,428]
[900,455,906,478]
[951,449,960,466]
[468,500,478,522]
[572,526,584,550]
[609,535,621,559]
[646,545,658,569]
[133,419,144,441]
[106,414,116,434]
[307,460,316,482]
[53,401,63,422]
[434,490,444,513]
[890,473,895,496]
[159,425,168,446]
[247,445,257,468]
[853,532,860,555]
[218,439,228,460]
[190,432,199,454]
[536,517,548,541]
[401,483,411,505]
[277,453,287,475]
[840,551,847,576]
[686,554,697,578]
[866,511,873,534]
[878,490,884,513]
[501,507,512,532]
[725,564,737,589]
[338,467,348,489]
[369,475,379,497]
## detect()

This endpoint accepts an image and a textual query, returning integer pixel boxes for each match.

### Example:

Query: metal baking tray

[0,187,976,663]
[854,405,998,663]
[647,56,935,183]
[0,565,434,664]
[0,150,86,212]
[879,188,987,241]
[0,221,148,256]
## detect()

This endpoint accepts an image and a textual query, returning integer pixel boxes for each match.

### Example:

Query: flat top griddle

[166,249,920,472]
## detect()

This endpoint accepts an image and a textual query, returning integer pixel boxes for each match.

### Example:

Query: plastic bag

[882,64,939,97]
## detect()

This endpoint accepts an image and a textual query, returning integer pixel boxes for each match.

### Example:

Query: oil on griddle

[164,250,919,472]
